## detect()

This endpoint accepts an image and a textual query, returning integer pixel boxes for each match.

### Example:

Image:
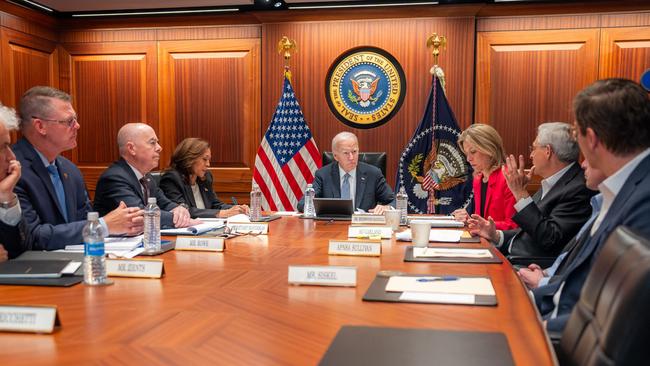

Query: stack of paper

[395,229,463,243]
[385,276,495,305]
[413,248,493,258]
[161,221,225,235]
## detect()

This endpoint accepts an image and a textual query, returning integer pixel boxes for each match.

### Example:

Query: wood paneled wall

[1,5,650,203]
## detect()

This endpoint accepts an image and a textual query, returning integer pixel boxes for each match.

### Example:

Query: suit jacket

[94,158,178,228]
[159,169,232,218]
[0,219,27,259]
[13,138,92,250]
[503,163,596,257]
[533,153,650,333]
[297,161,394,212]
[472,169,517,230]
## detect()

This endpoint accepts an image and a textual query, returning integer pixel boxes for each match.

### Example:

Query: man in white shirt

[0,103,23,261]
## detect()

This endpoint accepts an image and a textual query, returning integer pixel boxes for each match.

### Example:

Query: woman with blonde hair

[452,123,517,230]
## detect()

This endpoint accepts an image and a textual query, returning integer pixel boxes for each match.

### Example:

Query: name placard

[0,305,60,334]
[226,222,269,234]
[288,265,356,287]
[175,236,224,252]
[348,226,392,239]
[328,240,381,257]
[351,214,386,225]
[106,258,165,278]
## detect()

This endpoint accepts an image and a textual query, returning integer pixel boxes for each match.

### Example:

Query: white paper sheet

[386,276,495,296]
[413,247,493,258]
[226,214,251,223]
[161,221,225,235]
[64,235,143,252]
[273,211,300,216]
[395,229,463,243]
[399,291,476,304]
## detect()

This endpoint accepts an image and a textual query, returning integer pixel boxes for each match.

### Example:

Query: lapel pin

[63,173,68,179]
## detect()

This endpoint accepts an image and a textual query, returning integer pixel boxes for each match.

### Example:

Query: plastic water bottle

[396,186,408,225]
[303,184,316,218]
[143,197,161,252]
[83,212,110,285]
[250,183,262,221]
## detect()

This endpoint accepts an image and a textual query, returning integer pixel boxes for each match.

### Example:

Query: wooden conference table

[0,216,555,365]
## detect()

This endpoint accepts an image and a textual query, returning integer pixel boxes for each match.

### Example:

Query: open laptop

[314,198,354,220]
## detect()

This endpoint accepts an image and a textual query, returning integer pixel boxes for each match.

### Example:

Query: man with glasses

[469,122,595,257]
[13,86,144,250]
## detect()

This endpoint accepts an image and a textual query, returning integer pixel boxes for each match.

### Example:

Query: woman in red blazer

[452,124,517,230]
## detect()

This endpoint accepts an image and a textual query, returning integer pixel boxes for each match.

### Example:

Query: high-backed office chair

[554,226,650,366]
[321,152,387,177]
[149,171,162,186]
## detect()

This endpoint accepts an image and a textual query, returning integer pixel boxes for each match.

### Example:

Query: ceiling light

[11,0,53,12]
[289,2,438,10]
[71,8,239,17]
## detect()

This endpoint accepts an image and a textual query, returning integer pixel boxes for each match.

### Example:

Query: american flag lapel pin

[63,173,68,179]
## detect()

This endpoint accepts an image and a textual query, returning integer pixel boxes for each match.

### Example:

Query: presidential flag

[395,72,473,215]
[253,75,321,211]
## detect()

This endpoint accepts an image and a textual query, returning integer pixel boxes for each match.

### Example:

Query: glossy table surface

[0,216,555,365]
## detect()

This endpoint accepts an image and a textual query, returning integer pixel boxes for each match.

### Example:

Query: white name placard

[288,265,356,287]
[348,226,392,239]
[226,222,269,234]
[0,305,60,333]
[328,240,381,257]
[175,236,224,252]
[351,214,386,225]
[106,258,165,278]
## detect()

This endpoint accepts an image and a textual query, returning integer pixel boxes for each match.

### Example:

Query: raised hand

[502,154,534,201]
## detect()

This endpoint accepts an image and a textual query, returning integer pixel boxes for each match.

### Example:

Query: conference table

[0,216,555,365]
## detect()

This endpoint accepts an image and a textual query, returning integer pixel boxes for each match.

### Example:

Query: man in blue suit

[533,78,650,333]
[14,86,144,251]
[298,132,394,214]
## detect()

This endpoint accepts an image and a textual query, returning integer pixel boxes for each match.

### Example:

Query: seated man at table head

[160,137,249,218]
[468,122,596,257]
[13,86,143,250]
[94,123,200,228]
[0,103,25,261]
[532,78,650,333]
[452,123,517,230]
[298,131,394,214]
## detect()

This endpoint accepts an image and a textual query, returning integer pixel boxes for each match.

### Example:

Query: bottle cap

[87,212,99,220]
[307,183,313,188]
[148,197,157,204]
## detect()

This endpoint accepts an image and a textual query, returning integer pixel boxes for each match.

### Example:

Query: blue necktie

[47,164,68,221]
[341,173,351,199]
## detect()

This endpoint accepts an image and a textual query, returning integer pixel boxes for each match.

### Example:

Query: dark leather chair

[554,226,650,366]
[321,152,387,177]
[149,171,162,186]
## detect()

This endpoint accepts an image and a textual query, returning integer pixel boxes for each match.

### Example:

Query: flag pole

[277,36,297,82]
[426,33,447,93]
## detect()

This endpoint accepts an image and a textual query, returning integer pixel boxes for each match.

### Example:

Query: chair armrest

[507,256,556,268]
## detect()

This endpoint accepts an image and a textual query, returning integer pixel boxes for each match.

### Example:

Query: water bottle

[250,183,262,221]
[396,186,408,225]
[303,184,316,218]
[143,197,161,252]
[83,212,110,286]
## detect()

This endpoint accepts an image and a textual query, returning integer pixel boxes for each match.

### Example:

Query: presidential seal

[325,46,406,129]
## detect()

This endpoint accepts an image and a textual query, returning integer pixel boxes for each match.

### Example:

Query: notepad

[413,248,493,258]
[385,276,495,296]
[395,229,463,243]
[161,221,225,235]
[411,219,464,228]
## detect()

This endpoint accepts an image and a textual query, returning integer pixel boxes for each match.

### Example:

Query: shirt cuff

[0,202,21,226]
[497,230,504,246]
[539,276,550,287]
[99,218,110,235]
[514,196,533,212]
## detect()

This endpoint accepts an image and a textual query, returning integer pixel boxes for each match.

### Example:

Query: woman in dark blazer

[453,124,517,230]
[160,138,249,218]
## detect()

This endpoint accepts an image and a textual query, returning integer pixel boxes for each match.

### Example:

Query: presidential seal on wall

[325,46,406,129]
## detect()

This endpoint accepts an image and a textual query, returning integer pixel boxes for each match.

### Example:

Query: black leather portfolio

[404,245,503,264]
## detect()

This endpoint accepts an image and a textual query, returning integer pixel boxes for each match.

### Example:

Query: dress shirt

[339,166,356,209]
[191,184,206,209]
[0,200,21,226]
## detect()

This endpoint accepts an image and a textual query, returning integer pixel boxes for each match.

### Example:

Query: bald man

[94,123,198,228]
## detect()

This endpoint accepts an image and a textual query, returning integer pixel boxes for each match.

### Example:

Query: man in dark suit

[0,103,25,260]
[533,78,650,333]
[94,123,199,229]
[298,132,394,213]
[468,122,595,257]
[14,86,144,250]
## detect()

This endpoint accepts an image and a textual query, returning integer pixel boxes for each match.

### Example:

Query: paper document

[408,215,456,221]
[161,222,225,235]
[226,214,251,223]
[396,229,463,243]
[64,235,143,252]
[273,211,300,216]
[399,291,476,304]
[413,248,493,258]
[412,219,464,228]
[386,276,495,296]
[61,261,82,275]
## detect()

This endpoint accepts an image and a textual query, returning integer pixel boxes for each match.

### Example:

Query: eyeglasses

[529,144,547,152]
[32,115,78,128]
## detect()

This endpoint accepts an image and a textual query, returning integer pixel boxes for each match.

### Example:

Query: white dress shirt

[0,199,21,226]
[191,184,206,209]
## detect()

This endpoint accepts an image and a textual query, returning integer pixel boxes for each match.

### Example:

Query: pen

[417,276,459,282]
[231,196,238,205]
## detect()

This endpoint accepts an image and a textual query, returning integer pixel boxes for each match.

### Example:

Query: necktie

[341,173,351,199]
[46,164,68,221]
[140,177,150,203]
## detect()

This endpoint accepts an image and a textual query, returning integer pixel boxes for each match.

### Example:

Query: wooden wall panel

[159,39,260,201]
[476,29,599,159]
[262,18,475,187]
[61,42,158,195]
[599,26,650,80]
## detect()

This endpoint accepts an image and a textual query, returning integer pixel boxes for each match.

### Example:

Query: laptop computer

[314,198,354,220]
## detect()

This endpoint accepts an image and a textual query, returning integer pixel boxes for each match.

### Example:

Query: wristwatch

[0,193,18,209]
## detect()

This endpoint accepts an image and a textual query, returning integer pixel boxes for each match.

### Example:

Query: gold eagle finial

[278,36,297,80]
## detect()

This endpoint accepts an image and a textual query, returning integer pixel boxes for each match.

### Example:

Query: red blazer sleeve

[473,170,518,231]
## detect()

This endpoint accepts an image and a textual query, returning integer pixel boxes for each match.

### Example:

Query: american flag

[253,76,321,211]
